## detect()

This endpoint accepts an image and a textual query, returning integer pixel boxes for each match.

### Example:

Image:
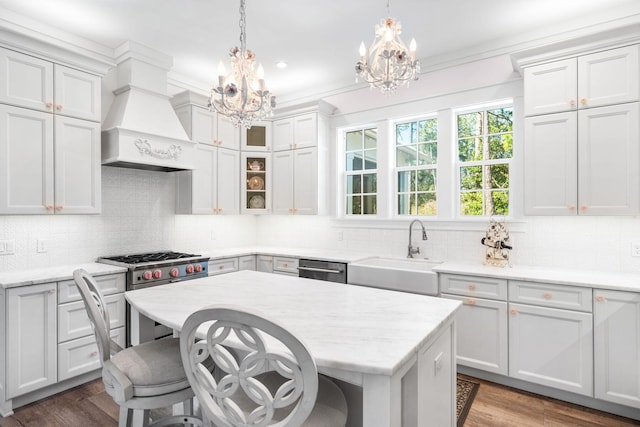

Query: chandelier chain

[239,0,246,52]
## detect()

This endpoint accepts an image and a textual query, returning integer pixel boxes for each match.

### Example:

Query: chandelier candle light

[356,0,420,94]
[209,0,275,128]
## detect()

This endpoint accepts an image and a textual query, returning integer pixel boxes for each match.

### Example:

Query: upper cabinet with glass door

[241,120,272,151]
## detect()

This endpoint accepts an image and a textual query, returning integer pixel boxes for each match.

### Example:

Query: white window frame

[341,124,380,217]
[454,100,514,219]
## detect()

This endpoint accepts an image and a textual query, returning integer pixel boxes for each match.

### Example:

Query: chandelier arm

[239,0,246,53]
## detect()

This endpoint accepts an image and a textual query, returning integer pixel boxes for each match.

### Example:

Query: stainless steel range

[98,251,209,290]
[98,251,210,344]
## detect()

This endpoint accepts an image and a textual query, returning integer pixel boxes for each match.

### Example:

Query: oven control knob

[194,264,203,273]
[153,270,162,279]
[170,268,179,278]
[142,270,153,280]
[186,265,195,274]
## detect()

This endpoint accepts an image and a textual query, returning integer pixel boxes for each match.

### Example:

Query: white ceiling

[1,0,640,103]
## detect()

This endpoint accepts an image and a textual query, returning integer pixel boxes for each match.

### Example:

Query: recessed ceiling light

[276,61,288,69]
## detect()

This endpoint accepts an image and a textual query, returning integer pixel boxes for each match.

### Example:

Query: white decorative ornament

[481,216,512,267]
[134,139,182,160]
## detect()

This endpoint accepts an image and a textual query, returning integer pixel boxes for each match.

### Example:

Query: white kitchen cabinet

[6,282,58,398]
[524,44,639,116]
[57,294,125,343]
[171,92,239,149]
[241,152,271,214]
[524,102,639,216]
[239,255,256,271]
[176,144,240,215]
[241,120,271,152]
[58,327,125,382]
[272,147,318,215]
[509,302,593,396]
[273,256,299,276]
[257,255,274,273]
[208,257,239,276]
[0,107,101,214]
[273,113,318,152]
[0,47,100,122]
[594,289,640,409]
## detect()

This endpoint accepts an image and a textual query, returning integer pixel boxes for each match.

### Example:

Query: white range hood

[102,41,196,172]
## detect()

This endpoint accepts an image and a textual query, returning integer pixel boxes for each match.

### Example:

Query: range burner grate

[103,251,202,265]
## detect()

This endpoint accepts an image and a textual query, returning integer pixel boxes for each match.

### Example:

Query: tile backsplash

[2,166,640,274]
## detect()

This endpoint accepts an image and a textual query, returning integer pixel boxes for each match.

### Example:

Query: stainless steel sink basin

[347,256,442,295]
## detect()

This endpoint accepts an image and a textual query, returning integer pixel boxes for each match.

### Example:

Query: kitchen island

[126,270,461,427]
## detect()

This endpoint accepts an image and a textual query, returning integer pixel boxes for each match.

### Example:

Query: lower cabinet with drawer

[208,257,239,276]
[273,256,299,276]
[440,274,508,375]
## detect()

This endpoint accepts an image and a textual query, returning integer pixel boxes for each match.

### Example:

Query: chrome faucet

[408,219,428,258]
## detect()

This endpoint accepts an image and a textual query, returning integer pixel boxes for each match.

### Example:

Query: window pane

[363,173,377,193]
[397,171,414,192]
[491,190,509,215]
[345,152,363,171]
[488,134,513,159]
[364,149,377,169]
[460,166,482,190]
[398,194,411,215]
[418,142,437,165]
[458,112,483,138]
[362,195,377,214]
[418,119,437,142]
[346,130,362,152]
[397,146,416,167]
[488,108,513,134]
[346,175,361,194]
[458,137,483,162]
[460,192,483,215]
[396,123,412,145]
[364,128,377,149]
[417,193,437,215]
[416,170,436,192]
[488,164,509,189]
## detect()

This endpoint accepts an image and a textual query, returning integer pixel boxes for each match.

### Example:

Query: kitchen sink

[347,256,442,296]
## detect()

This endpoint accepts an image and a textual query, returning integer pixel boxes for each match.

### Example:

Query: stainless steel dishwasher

[297,258,347,283]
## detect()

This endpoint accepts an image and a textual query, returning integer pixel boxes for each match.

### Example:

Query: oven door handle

[298,266,344,274]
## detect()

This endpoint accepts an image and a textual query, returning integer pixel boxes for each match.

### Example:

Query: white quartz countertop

[203,246,375,263]
[125,270,461,376]
[0,263,127,289]
[434,262,640,293]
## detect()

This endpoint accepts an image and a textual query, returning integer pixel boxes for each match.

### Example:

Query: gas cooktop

[100,251,204,265]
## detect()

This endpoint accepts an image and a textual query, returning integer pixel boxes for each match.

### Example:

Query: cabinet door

[190,144,217,214]
[58,294,126,343]
[54,116,101,214]
[53,65,100,122]
[241,121,271,151]
[0,105,54,214]
[578,103,640,215]
[238,255,256,271]
[191,107,217,145]
[256,255,274,273]
[208,258,239,276]
[441,294,508,375]
[272,150,294,214]
[578,45,640,109]
[509,303,593,396]
[524,112,578,215]
[293,113,318,149]
[216,147,240,215]
[217,114,240,150]
[594,290,640,408]
[524,58,577,116]
[293,147,318,215]
[58,327,125,382]
[0,48,54,113]
[273,118,294,151]
[6,283,57,398]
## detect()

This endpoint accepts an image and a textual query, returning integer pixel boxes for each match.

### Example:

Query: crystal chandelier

[355,0,420,94]
[209,0,275,128]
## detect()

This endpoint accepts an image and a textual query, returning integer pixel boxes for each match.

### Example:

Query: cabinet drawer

[273,257,299,274]
[208,257,239,276]
[509,281,592,312]
[58,273,125,304]
[58,327,125,382]
[439,274,507,300]
[58,294,125,342]
[239,255,256,271]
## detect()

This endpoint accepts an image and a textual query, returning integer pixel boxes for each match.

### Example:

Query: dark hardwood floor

[1,376,639,426]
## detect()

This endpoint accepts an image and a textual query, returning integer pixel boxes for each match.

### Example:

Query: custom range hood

[102,41,195,172]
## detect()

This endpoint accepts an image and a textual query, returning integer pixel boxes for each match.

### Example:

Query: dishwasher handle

[297,266,344,274]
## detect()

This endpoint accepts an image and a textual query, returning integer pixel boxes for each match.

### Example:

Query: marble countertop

[434,262,640,293]
[126,270,461,376]
[202,246,375,263]
[0,263,127,289]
